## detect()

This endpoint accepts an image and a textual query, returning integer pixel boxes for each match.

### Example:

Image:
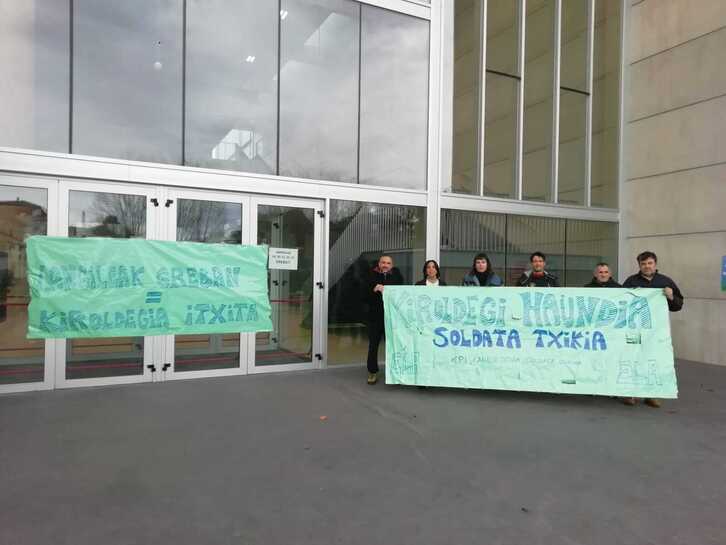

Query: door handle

[272,280,279,286]
[162,363,171,371]
[316,282,324,289]
[146,364,157,372]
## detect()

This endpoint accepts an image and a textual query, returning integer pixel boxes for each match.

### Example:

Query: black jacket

[517,270,560,288]
[622,271,684,312]
[367,266,404,321]
[584,277,621,288]
[415,278,447,286]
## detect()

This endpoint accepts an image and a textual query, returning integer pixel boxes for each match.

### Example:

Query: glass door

[0,176,58,394]
[249,197,324,372]
[55,181,160,388]
[159,189,250,381]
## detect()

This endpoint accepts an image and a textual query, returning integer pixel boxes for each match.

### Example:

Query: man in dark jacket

[366,254,403,384]
[622,251,684,408]
[517,252,560,287]
[584,262,621,288]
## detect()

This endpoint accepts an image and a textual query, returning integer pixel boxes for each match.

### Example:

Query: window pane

[483,73,517,198]
[565,219,618,287]
[279,0,359,183]
[255,206,315,366]
[523,0,555,202]
[450,0,481,195]
[486,0,518,74]
[0,185,47,385]
[558,89,587,205]
[439,209,507,285]
[560,0,588,91]
[591,0,620,209]
[0,0,69,152]
[66,190,146,380]
[505,214,565,285]
[328,201,425,365]
[185,0,277,174]
[73,0,182,164]
[174,199,242,372]
[360,6,429,190]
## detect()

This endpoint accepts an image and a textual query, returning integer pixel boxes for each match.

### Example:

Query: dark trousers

[367,320,385,374]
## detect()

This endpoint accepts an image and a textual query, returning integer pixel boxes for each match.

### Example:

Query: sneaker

[644,398,661,408]
[367,372,378,385]
[622,397,636,406]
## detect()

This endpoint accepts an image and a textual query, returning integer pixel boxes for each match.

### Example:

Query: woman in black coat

[415,260,447,286]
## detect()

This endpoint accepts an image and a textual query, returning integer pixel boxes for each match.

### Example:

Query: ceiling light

[245,55,256,63]
[280,9,288,20]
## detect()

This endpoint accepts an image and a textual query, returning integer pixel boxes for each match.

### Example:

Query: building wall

[624,0,726,365]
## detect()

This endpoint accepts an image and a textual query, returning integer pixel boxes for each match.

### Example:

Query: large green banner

[26,236,272,339]
[384,287,677,398]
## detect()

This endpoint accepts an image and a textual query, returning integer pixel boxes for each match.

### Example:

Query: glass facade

[279,0,359,183]
[359,5,429,190]
[440,209,617,287]
[0,1,429,190]
[185,0,277,174]
[327,201,425,365]
[591,0,621,208]
[0,0,69,153]
[450,0,621,209]
[450,0,480,194]
[0,2,624,390]
[73,0,184,163]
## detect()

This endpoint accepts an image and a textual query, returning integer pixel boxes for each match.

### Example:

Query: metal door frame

[157,187,253,382]
[54,179,162,389]
[247,195,325,374]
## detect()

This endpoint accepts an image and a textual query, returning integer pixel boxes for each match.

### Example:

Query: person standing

[584,262,621,288]
[366,254,403,385]
[621,251,684,408]
[517,252,560,287]
[461,253,502,287]
[416,260,447,286]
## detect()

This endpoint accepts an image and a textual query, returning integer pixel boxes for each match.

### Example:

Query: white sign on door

[269,247,299,270]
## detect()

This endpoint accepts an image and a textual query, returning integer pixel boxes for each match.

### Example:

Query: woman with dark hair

[415,259,447,286]
[462,253,502,287]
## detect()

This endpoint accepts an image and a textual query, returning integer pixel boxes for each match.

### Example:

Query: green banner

[384,287,677,398]
[26,236,272,339]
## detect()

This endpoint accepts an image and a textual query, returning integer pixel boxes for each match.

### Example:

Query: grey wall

[624,0,726,365]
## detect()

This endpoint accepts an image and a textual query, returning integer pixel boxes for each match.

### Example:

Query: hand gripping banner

[383,286,677,398]
[26,236,272,339]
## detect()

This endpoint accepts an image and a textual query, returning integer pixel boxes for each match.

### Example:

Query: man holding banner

[366,254,403,385]
[622,251,684,408]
